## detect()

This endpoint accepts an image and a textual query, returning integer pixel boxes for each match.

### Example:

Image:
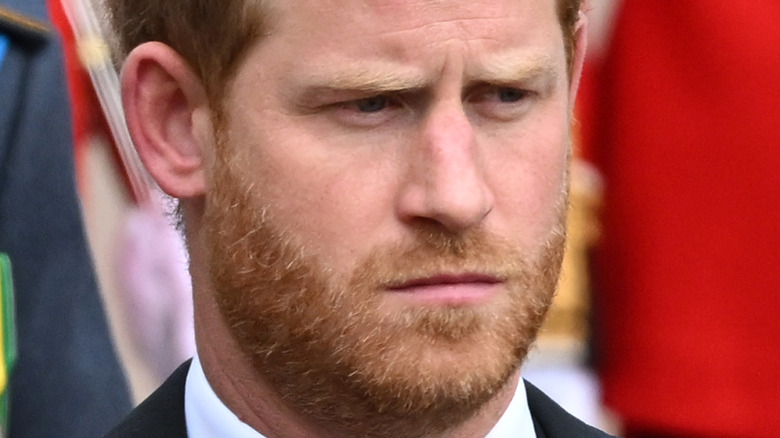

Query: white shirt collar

[185,354,536,438]
[185,354,260,438]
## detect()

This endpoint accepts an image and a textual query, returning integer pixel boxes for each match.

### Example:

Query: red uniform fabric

[583,3,780,437]
[48,0,96,189]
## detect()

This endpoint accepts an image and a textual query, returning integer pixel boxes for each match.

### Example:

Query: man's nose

[395,102,495,233]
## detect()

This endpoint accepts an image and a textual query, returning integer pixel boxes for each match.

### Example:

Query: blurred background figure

[579,2,780,437]
[0,0,131,436]
[50,0,196,402]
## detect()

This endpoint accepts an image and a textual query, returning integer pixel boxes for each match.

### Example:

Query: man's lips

[386,274,503,305]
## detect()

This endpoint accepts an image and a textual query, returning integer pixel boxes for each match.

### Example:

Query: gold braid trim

[0,6,49,35]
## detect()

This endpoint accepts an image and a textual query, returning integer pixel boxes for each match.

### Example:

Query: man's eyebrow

[295,61,428,93]
[470,51,559,84]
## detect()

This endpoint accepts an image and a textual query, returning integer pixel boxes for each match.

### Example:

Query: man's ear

[568,10,588,107]
[120,42,212,198]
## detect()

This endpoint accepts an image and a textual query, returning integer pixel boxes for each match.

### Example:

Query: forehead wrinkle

[468,51,559,84]
[373,14,520,39]
[297,60,428,92]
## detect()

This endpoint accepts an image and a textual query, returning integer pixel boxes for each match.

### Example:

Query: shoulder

[104,361,192,438]
[524,380,617,438]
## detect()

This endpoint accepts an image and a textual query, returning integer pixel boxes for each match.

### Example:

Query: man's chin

[340,300,531,399]
[327,330,524,437]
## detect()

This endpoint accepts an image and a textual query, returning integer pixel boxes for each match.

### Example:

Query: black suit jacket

[106,360,615,438]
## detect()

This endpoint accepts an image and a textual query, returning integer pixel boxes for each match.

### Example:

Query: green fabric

[0,253,17,434]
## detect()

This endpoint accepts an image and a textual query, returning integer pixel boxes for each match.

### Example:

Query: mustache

[348,223,559,290]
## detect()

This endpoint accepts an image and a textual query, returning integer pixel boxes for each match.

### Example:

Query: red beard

[203,148,566,437]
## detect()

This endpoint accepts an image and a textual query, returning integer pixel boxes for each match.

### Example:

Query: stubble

[203,137,567,437]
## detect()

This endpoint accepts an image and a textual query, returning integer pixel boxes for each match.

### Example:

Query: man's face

[203,0,573,435]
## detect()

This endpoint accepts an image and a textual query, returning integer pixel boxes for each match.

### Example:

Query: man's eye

[467,85,536,122]
[329,94,404,127]
[497,87,529,103]
[354,96,389,112]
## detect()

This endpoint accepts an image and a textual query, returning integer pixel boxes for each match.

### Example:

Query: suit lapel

[105,360,191,437]
[524,379,614,438]
[531,410,549,438]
